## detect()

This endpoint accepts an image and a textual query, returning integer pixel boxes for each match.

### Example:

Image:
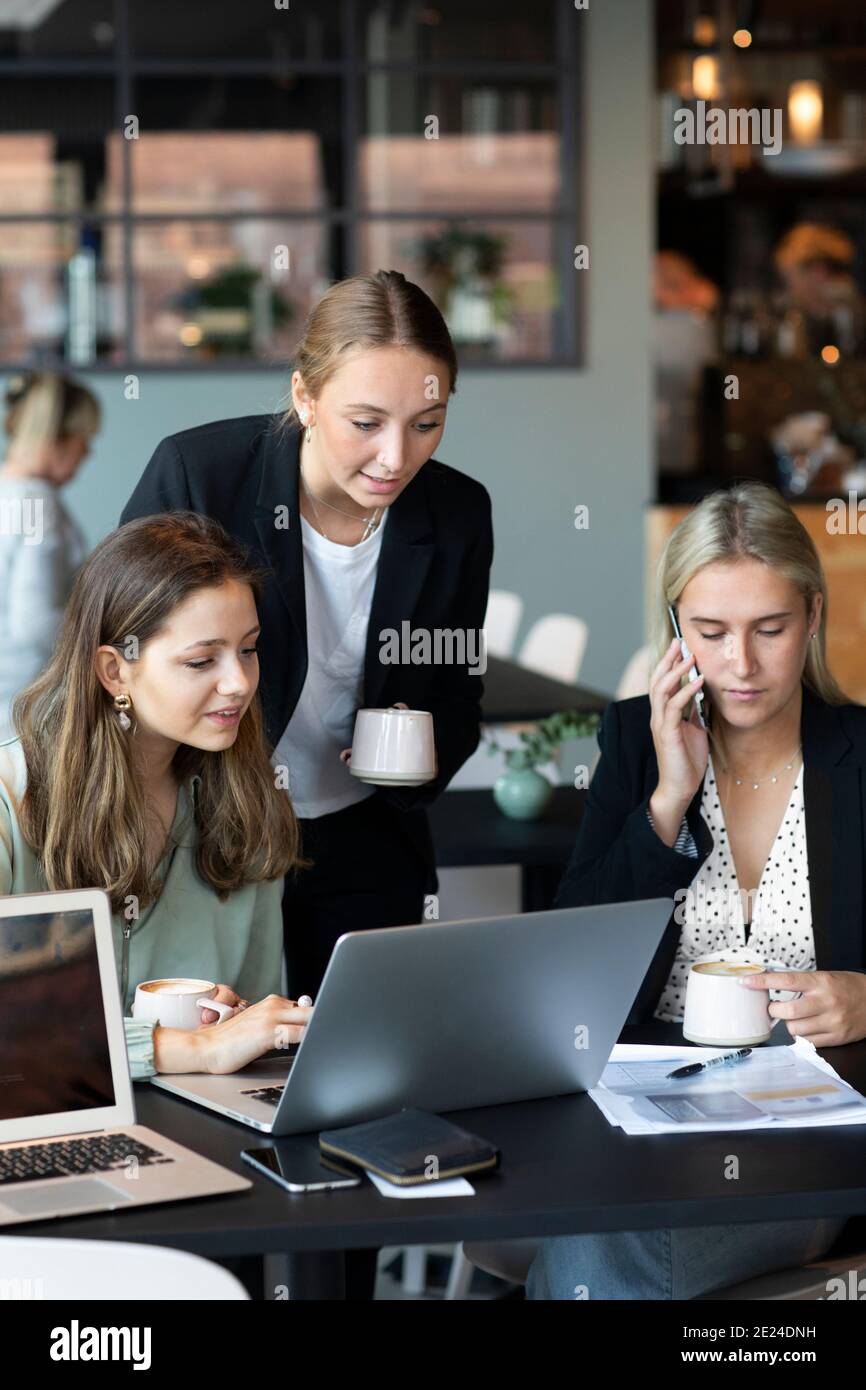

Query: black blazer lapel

[252,420,308,716]
[363,473,435,708]
[802,686,864,971]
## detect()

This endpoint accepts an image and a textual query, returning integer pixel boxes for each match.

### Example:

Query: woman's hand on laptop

[192,994,314,1075]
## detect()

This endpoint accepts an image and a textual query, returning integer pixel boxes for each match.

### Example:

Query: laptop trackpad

[1,1177,134,1218]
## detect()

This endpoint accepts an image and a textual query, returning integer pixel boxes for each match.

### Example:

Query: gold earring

[305,419,313,444]
[113,692,132,731]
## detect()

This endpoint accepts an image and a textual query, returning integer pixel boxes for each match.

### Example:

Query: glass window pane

[130,0,341,61]
[0,78,115,213]
[361,0,558,63]
[358,219,561,362]
[127,219,328,362]
[0,0,115,59]
[0,222,125,365]
[123,78,341,212]
[360,75,559,211]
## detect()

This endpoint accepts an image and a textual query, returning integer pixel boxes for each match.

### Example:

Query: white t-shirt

[272,510,388,818]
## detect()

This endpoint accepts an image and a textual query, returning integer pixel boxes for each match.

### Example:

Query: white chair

[0,1235,249,1300]
[616,643,652,699]
[483,590,524,659]
[518,614,588,685]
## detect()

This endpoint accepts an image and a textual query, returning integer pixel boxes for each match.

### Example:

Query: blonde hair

[650,482,847,708]
[4,370,100,453]
[280,269,458,427]
[13,513,306,914]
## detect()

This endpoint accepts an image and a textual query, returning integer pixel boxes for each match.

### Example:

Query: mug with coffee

[341,707,436,786]
[131,978,236,1031]
[683,955,802,1046]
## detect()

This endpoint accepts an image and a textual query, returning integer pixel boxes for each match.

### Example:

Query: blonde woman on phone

[527,482,866,1299]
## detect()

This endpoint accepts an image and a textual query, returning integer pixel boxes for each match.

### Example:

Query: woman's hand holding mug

[648,637,709,846]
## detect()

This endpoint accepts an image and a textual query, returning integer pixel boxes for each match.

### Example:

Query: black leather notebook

[318,1108,500,1185]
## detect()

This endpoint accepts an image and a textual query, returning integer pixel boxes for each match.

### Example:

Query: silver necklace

[300,468,382,542]
[718,745,802,790]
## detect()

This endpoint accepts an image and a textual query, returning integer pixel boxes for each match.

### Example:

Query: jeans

[525,1216,849,1300]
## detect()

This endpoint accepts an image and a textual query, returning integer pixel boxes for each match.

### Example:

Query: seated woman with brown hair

[0,511,312,1080]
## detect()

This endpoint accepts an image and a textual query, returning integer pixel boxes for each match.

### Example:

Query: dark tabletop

[13,1024,866,1256]
[428,785,586,869]
[481,655,610,724]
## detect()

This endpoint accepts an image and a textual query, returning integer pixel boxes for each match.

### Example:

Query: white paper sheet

[589,1037,866,1135]
[364,1170,475,1199]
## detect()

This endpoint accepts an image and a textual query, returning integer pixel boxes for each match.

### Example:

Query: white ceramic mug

[683,955,803,1046]
[342,707,436,785]
[131,978,236,1030]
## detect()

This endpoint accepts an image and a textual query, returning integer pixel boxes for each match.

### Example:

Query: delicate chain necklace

[300,467,382,542]
[718,745,802,791]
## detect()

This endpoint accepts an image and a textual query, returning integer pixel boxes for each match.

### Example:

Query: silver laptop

[0,890,250,1227]
[151,899,674,1136]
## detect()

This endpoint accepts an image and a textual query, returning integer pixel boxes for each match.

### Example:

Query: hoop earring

[299,410,313,444]
[113,692,132,731]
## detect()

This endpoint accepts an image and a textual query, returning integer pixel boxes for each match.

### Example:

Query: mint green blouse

[0,737,285,1081]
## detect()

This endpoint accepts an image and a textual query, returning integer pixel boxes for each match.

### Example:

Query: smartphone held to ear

[667,604,708,729]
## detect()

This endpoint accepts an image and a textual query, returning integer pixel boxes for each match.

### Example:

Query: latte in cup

[683,958,775,1045]
[692,962,764,977]
[132,977,235,1029]
[139,978,217,994]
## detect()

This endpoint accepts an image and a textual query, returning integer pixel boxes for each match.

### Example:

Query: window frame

[0,0,583,371]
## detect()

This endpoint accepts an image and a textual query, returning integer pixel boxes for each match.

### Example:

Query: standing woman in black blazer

[527,481,866,1300]
[121,270,493,1005]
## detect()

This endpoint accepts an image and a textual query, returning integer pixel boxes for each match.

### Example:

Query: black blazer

[554,684,866,1025]
[119,414,494,879]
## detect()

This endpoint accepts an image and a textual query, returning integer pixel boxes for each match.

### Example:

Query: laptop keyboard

[0,1134,174,1187]
[239,1085,286,1107]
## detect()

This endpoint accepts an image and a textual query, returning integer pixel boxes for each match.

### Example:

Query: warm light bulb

[692,55,720,101]
[821,345,840,365]
[789,80,823,144]
[693,16,716,45]
[732,29,752,48]
[180,323,203,347]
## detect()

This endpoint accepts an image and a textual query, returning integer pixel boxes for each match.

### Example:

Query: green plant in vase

[484,709,601,820]
[409,225,513,347]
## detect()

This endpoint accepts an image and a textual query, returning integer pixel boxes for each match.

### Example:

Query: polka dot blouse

[653,753,815,1023]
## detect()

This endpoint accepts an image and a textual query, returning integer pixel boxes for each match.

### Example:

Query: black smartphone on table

[667,603,708,729]
[242,1139,362,1193]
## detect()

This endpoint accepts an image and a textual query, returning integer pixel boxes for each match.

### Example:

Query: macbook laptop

[0,889,250,1228]
[151,898,674,1136]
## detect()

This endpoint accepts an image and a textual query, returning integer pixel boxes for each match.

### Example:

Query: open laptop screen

[0,908,115,1122]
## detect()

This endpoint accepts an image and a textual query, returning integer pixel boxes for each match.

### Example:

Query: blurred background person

[774,222,866,357]
[653,250,720,475]
[0,371,99,739]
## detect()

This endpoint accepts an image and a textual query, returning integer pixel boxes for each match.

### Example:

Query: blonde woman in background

[527,482,866,1299]
[0,371,99,738]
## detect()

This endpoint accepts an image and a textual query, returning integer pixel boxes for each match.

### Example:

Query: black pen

[666,1047,752,1080]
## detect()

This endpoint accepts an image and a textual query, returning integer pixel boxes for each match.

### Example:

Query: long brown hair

[280,268,458,427]
[13,512,304,912]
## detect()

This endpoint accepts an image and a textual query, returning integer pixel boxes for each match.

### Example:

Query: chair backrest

[518,614,588,684]
[616,644,652,700]
[484,590,524,658]
[0,1235,249,1300]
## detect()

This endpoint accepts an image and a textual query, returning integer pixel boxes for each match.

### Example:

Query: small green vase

[493,767,553,820]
